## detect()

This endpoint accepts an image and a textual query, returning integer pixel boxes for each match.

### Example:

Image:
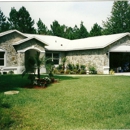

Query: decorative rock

[4,91,19,95]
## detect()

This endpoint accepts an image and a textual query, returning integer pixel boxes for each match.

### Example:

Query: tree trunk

[38,67,40,79]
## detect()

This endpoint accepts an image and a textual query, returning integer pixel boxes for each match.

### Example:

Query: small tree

[62,57,67,71]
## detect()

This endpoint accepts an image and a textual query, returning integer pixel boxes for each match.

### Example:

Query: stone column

[17,52,25,74]
[39,52,46,73]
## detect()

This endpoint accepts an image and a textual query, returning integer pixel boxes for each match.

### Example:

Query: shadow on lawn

[0,74,79,92]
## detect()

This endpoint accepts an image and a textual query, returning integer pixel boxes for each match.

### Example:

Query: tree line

[0,1,130,39]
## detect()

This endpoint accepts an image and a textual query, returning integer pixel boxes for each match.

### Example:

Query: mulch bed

[23,85,47,89]
[23,80,58,89]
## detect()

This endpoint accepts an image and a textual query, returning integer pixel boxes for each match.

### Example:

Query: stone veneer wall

[0,32,26,67]
[65,35,130,74]
[66,49,107,74]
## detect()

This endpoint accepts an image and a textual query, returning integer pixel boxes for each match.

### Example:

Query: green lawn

[0,74,130,130]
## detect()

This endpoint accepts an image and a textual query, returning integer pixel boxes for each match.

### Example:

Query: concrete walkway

[55,73,130,77]
[115,72,130,76]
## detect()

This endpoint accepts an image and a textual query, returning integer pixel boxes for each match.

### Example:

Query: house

[0,30,130,74]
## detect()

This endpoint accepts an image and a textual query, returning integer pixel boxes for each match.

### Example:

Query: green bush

[66,63,74,71]
[89,66,97,74]
[60,69,64,74]
[8,70,14,75]
[80,65,86,70]
[65,69,70,74]
[57,64,63,70]
[80,70,86,74]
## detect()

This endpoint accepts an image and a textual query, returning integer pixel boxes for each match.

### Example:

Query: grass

[0,74,130,129]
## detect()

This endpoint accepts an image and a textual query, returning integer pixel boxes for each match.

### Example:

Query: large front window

[0,52,5,66]
[46,52,59,65]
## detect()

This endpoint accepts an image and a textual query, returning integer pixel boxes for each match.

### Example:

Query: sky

[0,0,114,32]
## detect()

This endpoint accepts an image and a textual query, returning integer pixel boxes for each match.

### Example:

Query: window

[0,52,5,66]
[46,52,59,65]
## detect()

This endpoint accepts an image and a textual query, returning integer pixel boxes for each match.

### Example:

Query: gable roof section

[25,33,70,51]
[0,30,27,38]
[68,33,130,51]
[0,30,130,51]
[13,36,48,46]
[26,33,129,51]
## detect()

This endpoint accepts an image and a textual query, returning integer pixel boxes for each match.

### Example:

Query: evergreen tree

[50,20,64,37]
[89,23,102,37]
[79,21,88,38]
[73,25,80,39]
[0,9,9,32]
[102,1,130,34]
[8,6,36,33]
[64,27,74,39]
[18,6,36,33]
[37,18,49,35]
[8,7,19,30]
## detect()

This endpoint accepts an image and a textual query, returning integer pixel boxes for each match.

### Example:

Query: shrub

[57,64,63,70]
[89,66,97,74]
[110,69,115,75]
[73,69,79,74]
[80,65,86,70]
[66,63,74,71]
[65,69,70,74]
[8,70,14,75]
[53,68,60,74]
[80,70,86,74]
[60,69,64,74]
[70,71,76,74]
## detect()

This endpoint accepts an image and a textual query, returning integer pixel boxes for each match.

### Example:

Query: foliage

[102,1,130,34]
[79,21,89,38]
[80,64,86,70]
[0,9,9,32]
[37,18,49,35]
[1,75,130,129]
[8,70,14,74]
[110,69,115,75]
[50,20,64,37]
[89,23,102,37]
[61,57,67,71]
[88,64,97,74]
[8,6,36,33]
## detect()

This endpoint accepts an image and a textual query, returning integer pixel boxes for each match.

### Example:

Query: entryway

[110,52,130,73]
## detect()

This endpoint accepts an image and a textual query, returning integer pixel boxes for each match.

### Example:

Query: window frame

[46,52,59,65]
[0,49,5,67]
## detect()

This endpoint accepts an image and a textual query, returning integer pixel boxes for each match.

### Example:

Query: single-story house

[0,30,130,74]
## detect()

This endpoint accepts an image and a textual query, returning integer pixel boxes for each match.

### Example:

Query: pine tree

[50,20,63,37]
[18,6,36,33]
[79,21,88,38]
[8,7,19,30]
[8,6,36,33]
[37,18,49,34]
[0,9,9,32]
[103,1,130,34]
[89,23,102,37]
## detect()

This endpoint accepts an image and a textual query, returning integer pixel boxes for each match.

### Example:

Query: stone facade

[0,32,26,67]
[66,49,107,74]
[65,36,130,74]
[0,32,46,74]
[1,30,130,74]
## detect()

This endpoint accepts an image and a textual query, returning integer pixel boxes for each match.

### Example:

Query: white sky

[0,1,114,32]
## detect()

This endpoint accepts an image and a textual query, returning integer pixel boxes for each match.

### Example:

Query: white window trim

[0,49,6,67]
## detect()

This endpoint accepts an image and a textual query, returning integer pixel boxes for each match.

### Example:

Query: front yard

[0,75,130,129]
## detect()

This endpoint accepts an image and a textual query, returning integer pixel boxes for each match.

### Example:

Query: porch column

[17,52,25,74]
[103,52,110,74]
[39,52,46,73]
